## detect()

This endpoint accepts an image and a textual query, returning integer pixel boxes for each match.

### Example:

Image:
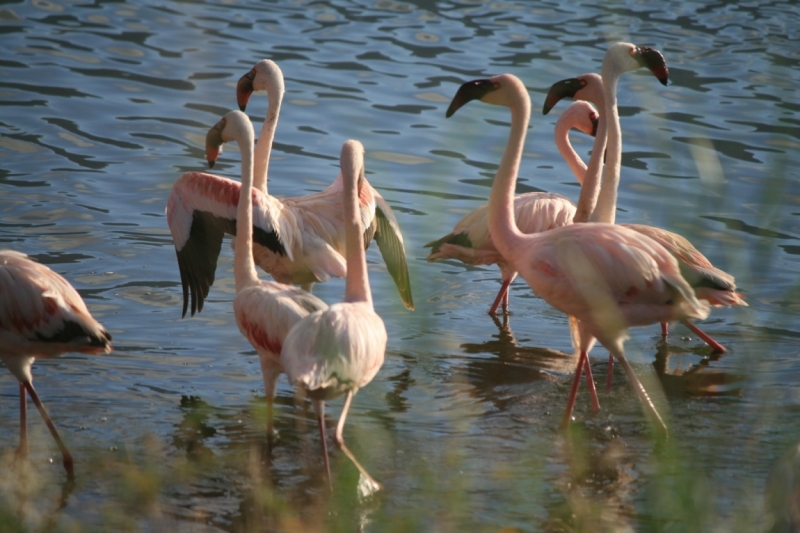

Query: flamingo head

[237,69,255,112]
[237,59,285,113]
[204,110,255,168]
[446,78,499,117]
[205,117,225,168]
[341,139,366,190]
[629,45,669,86]
[542,73,603,115]
[446,74,526,117]
[607,42,669,86]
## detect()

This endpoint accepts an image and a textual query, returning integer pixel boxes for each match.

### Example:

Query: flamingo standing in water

[281,140,387,490]
[425,101,598,315]
[166,59,413,317]
[445,68,709,434]
[204,110,328,445]
[0,250,112,478]
[543,53,746,373]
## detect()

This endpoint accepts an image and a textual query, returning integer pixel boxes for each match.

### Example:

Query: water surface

[1,1,799,531]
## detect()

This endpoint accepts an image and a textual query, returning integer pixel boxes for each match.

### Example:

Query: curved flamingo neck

[234,120,259,292]
[487,76,528,259]
[574,112,607,224]
[252,87,282,195]
[591,58,624,224]
[341,142,372,305]
[555,114,588,186]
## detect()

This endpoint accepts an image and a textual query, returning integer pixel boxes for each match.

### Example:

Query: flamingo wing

[372,197,413,310]
[621,223,745,306]
[166,172,287,317]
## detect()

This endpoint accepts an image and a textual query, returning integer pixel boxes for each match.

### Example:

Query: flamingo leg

[259,358,281,451]
[680,319,727,354]
[334,391,381,491]
[488,278,512,315]
[661,322,669,337]
[23,381,74,479]
[17,382,27,458]
[611,352,668,438]
[583,357,601,413]
[312,399,332,491]
[606,354,614,394]
[561,350,588,429]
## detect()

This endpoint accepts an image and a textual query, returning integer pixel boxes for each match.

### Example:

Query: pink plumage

[0,249,112,478]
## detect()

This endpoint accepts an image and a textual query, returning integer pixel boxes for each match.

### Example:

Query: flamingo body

[166,59,413,318]
[544,69,747,355]
[205,110,330,441]
[446,63,708,433]
[425,101,597,314]
[0,249,112,478]
[281,139,386,489]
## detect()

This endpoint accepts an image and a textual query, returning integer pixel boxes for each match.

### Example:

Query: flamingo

[543,56,746,367]
[281,140,387,490]
[204,110,328,445]
[166,59,413,317]
[445,69,710,434]
[424,101,598,315]
[0,250,112,478]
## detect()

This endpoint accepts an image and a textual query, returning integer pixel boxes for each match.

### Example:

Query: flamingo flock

[1,42,746,488]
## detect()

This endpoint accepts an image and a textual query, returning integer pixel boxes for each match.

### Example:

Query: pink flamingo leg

[583,357,600,412]
[606,354,614,394]
[562,351,588,428]
[313,399,333,491]
[488,278,512,315]
[23,382,74,479]
[17,382,27,458]
[681,319,727,353]
[661,322,668,337]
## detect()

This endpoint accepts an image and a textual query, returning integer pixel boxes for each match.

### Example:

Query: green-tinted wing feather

[373,198,414,310]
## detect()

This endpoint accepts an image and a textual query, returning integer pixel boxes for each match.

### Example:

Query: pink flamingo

[0,250,112,478]
[543,53,746,374]
[204,110,328,445]
[166,59,413,317]
[281,140,387,490]
[425,101,598,315]
[445,68,709,434]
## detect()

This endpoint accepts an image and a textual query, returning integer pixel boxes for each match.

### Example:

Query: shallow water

[1,0,799,531]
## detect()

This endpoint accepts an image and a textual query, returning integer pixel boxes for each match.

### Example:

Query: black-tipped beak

[633,46,669,86]
[542,78,585,115]
[446,79,499,118]
[237,69,256,112]
[205,118,225,168]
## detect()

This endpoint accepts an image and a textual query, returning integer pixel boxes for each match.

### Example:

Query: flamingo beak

[542,78,585,115]
[237,69,256,112]
[633,46,669,86]
[446,79,499,118]
[205,118,225,168]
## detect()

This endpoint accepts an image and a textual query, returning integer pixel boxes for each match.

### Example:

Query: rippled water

[1,0,799,531]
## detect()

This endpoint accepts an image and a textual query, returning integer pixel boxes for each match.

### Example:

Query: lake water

[1,0,799,531]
